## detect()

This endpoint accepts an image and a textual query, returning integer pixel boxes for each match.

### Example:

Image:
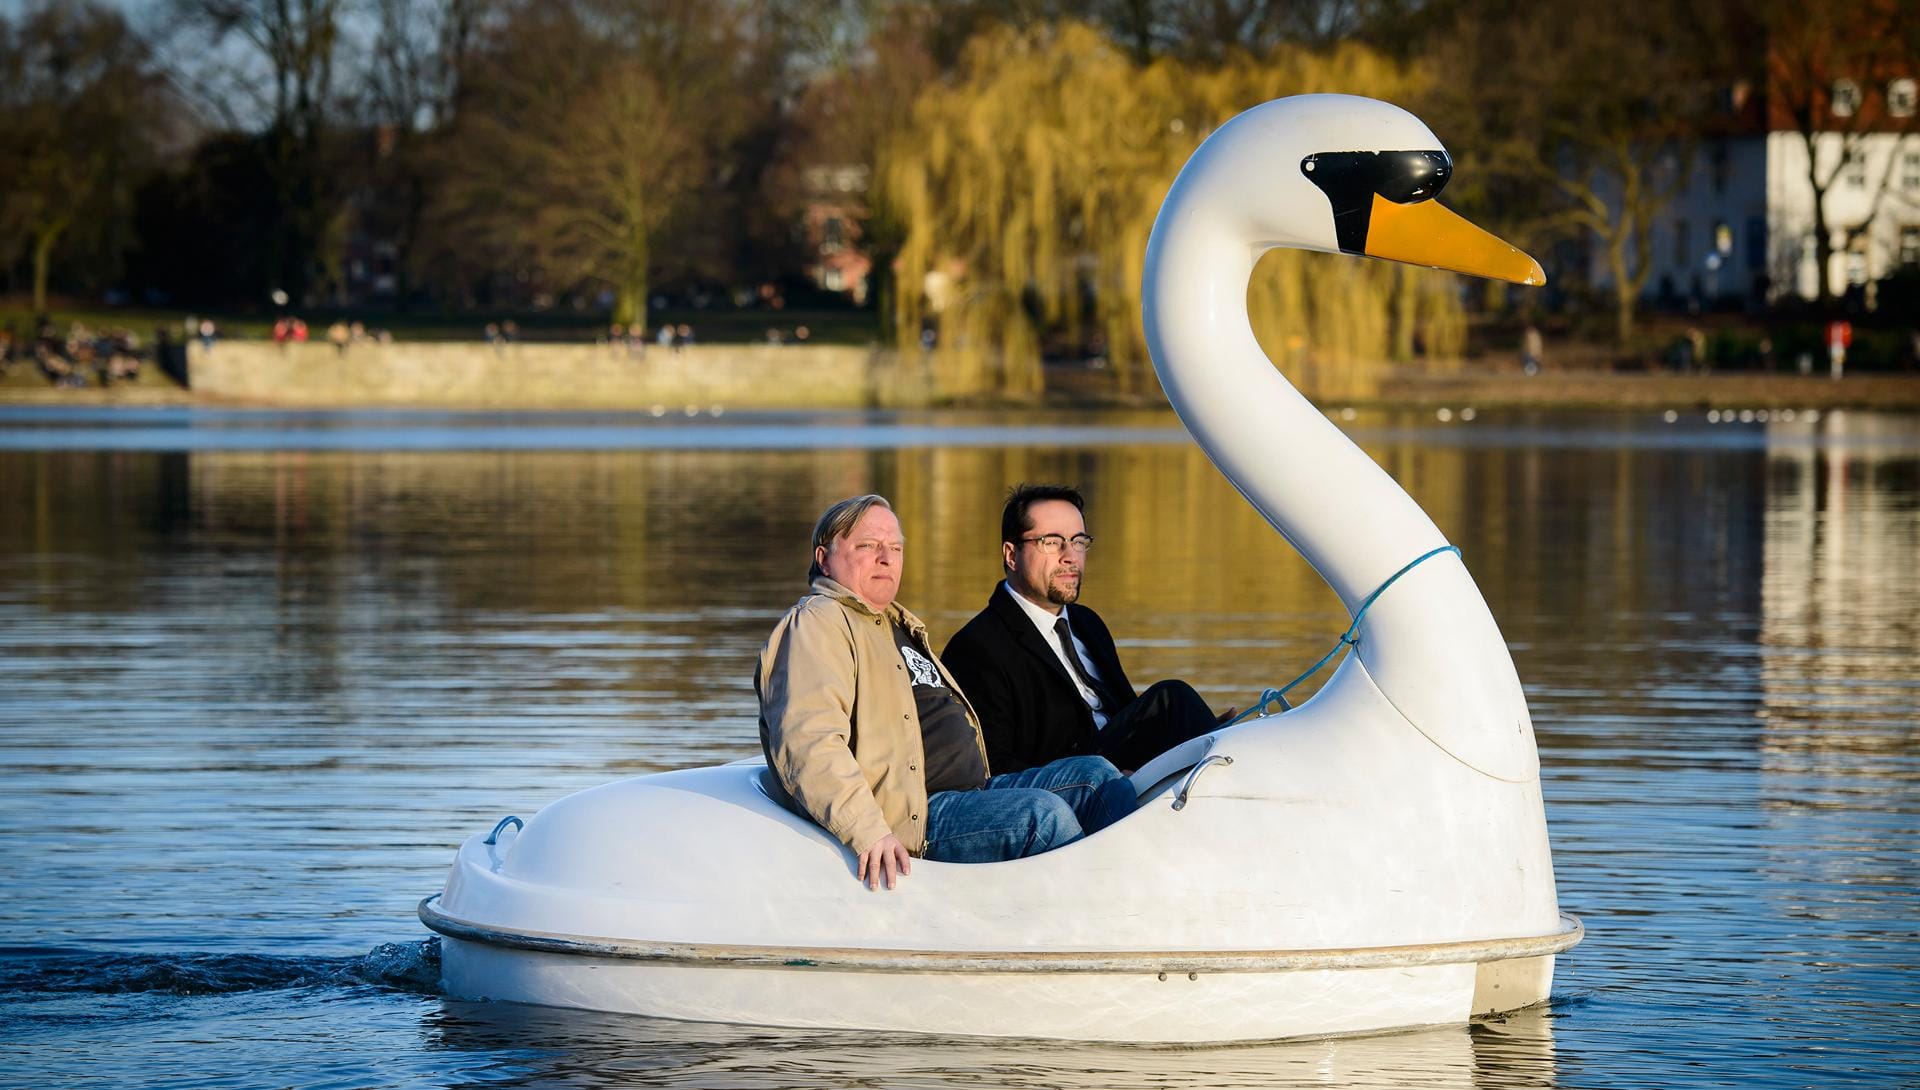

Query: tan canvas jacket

[756,576,989,856]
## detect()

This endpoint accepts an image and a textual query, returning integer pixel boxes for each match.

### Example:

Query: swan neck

[1142,213,1446,609]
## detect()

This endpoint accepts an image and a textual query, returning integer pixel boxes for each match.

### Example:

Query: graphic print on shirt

[899,642,945,688]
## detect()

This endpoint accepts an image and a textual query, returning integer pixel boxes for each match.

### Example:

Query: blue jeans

[923,755,1135,863]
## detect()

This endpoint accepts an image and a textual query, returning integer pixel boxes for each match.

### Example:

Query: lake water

[2,406,1916,1088]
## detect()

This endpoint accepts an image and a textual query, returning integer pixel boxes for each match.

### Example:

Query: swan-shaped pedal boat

[420,94,1582,1044]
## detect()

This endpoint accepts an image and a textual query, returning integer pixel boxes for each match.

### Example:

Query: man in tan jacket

[758,494,1135,890]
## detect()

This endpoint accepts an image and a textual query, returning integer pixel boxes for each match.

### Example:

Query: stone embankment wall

[186,341,937,409]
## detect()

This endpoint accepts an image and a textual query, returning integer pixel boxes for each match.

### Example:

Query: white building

[1605,76,1918,307]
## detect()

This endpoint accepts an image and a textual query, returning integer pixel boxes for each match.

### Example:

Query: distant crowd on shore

[0,316,162,388]
[272,316,395,353]
[588,321,708,357]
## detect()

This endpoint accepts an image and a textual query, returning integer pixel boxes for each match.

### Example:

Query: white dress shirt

[1004,580,1110,729]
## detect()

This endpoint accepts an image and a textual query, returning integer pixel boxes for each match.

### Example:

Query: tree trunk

[31,217,70,315]
[1801,132,1834,306]
[615,243,648,329]
[1608,231,1635,347]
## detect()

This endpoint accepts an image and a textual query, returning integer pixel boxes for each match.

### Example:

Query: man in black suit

[942,484,1227,775]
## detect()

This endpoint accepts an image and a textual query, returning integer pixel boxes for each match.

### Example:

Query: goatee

[1046,580,1080,606]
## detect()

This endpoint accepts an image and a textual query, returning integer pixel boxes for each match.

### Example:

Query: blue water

[2,407,1916,1087]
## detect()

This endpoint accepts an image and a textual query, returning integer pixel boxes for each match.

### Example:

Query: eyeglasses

[1020,533,1094,554]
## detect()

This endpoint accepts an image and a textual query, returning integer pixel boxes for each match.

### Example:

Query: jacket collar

[811,575,926,636]
[988,582,1079,685]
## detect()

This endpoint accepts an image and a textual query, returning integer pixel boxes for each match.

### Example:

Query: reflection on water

[422,1002,1561,1090]
[2,409,1916,1087]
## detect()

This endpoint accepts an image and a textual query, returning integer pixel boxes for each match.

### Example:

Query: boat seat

[1128,732,1220,803]
[751,740,1218,832]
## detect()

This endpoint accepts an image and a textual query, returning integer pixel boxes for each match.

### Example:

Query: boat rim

[419,895,1582,974]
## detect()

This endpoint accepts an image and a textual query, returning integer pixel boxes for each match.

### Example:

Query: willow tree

[882,21,1466,401]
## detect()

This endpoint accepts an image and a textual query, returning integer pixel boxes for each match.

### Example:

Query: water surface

[2,408,1916,1087]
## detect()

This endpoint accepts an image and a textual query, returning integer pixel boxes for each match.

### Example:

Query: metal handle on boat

[1171,755,1232,811]
[485,816,523,845]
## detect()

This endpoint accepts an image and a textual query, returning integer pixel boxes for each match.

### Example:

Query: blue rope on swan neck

[1224,544,1462,726]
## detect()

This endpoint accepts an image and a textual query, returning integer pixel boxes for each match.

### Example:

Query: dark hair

[1001,483,1085,548]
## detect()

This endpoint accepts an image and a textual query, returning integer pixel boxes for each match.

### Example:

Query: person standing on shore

[1687,326,1708,375]
[1827,319,1852,381]
[1521,324,1543,376]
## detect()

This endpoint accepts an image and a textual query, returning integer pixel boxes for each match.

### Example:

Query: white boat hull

[423,650,1577,1042]
[433,921,1574,1044]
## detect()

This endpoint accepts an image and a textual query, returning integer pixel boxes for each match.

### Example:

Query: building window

[1904,151,1920,191]
[1832,79,1861,117]
[1844,148,1867,189]
[1891,79,1918,118]
[1846,239,1869,285]
[1746,217,1766,270]
[1709,144,1729,194]
[1900,226,1920,266]
[1674,218,1690,267]
[822,216,845,249]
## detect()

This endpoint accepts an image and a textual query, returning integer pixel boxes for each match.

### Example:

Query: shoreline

[4,363,1918,414]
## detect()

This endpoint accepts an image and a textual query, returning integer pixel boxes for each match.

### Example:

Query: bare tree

[0,2,171,312]
[166,0,345,302]
[1425,0,1731,346]
[438,3,719,325]
[359,0,497,307]
[768,6,938,321]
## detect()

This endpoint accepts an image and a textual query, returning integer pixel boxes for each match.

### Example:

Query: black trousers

[1090,679,1218,772]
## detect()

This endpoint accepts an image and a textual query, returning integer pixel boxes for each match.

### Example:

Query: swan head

[1188,94,1543,285]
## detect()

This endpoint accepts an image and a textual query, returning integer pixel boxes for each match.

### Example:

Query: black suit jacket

[941,583,1137,774]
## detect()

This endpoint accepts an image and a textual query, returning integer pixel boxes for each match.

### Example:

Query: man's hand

[1215,706,1239,725]
[857,834,912,890]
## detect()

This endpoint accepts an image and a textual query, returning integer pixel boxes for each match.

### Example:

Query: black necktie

[1054,616,1109,711]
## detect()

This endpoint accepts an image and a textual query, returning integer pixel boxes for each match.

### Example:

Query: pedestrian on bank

[1826,319,1852,381]
[1521,324,1543,376]
[1687,326,1708,375]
